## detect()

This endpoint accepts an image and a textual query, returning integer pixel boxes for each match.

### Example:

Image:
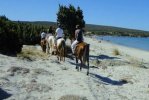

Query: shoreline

[86,36,149,63]
[94,35,149,52]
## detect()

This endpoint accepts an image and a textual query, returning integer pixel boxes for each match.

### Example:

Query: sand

[0,36,149,100]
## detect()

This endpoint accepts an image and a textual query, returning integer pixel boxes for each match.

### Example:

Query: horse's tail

[83,43,90,75]
[61,40,66,57]
[83,44,89,64]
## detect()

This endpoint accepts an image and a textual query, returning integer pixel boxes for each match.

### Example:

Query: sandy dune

[0,36,149,100]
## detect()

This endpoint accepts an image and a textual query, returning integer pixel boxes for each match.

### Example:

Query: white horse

[46,36,56,55]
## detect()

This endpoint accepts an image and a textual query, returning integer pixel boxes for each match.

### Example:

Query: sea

[96,36,149,51]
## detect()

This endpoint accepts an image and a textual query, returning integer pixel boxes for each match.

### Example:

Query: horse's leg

[87,59,89,75]
[87,44,90,75]
[50,45,52,54]
[63,50,65,62]
[57,51,60,61]
[76,58,79,71]
[43,45,45,52]
[64,47,65,61]
[46,43,48,54]
[60,49,62,61]
[80,58,83,71]
[62,49,64,61]
[41,42,44,52]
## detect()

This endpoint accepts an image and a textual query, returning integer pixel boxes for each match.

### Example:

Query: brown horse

[40,39,46,52]
[56,38,66,61]
[74,42,90,75]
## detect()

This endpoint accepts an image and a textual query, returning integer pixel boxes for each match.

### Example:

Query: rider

[48,26,54,35]
[46,26,54,39]
[55,23,64,47]
[41,30,46,40]
[71,25,84,54]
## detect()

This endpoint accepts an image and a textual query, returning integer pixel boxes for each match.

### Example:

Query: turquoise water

[96,36,149,51]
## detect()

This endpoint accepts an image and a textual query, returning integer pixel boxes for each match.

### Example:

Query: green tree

[0,16,23,54]
[57,4,85,40]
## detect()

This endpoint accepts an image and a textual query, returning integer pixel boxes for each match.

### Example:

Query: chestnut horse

[74,42,90,75]
[40,39,46,52]
[56,38,66,61]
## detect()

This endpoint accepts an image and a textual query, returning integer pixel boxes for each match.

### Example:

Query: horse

[74,42,90,75]
[56,38,66,61]
[40,39,46,52]
[46,36,56,55]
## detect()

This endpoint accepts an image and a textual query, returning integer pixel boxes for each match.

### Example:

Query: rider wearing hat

[71,25,84,54]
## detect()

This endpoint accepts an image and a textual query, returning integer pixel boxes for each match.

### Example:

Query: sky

[0,0,149,31]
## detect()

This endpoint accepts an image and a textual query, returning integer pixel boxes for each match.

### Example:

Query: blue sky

[0,0,149,31]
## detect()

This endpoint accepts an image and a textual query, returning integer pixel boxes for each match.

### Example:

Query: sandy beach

[0,36,149,100]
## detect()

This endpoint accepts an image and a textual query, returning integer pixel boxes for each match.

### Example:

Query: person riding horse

[55,23,64,48]
[54,23,65,61]
[71,25,84,54]
[40,30,47,52]
[71,25,90,75]
[41,30,46,40]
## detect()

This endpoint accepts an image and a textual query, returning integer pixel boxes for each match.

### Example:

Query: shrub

[0,16,23,54]
[113,48,120,55]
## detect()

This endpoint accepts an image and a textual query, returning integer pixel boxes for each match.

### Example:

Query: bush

[113,48,120,55]
[0,16,23,54]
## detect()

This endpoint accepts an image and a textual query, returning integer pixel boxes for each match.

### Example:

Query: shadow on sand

[90,73,127,86]
[0,88,12,100]
[90,54,120,60]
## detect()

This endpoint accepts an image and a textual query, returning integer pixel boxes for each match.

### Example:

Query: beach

[0,36,149,100]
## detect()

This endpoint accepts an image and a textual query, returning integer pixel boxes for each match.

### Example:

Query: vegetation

[17,45,48,61]
[0,16,47,54]
[85,24,149,37]
[57,4,85,40]
[0,16,22,54]
[19,21,149,37]
[113,48,120,55]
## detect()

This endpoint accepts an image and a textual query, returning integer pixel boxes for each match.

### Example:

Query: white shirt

[55,28,63,38]
[41,32,46,39]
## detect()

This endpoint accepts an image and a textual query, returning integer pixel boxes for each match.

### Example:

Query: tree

[57,4,85,41]
[0,16,23,54]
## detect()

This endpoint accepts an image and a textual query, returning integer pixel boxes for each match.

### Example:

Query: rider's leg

[71,40,78,54]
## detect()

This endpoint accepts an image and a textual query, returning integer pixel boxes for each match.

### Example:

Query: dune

[0,36,149,100]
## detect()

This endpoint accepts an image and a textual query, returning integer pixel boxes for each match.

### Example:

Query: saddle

[76,42,87,47]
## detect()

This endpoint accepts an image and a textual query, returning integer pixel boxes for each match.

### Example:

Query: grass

[113,48,120,55]
[17,45,48,61]
[58,95,87,100]
[129,57,147,69]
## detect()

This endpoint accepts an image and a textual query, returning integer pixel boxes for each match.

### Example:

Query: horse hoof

[87,72,89,75]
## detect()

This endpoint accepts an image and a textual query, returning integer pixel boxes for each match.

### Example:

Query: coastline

[86,36,149,63]
[95,35,149,52]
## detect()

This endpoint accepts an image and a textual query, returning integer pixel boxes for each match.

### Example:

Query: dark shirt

[75,29,83,42]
